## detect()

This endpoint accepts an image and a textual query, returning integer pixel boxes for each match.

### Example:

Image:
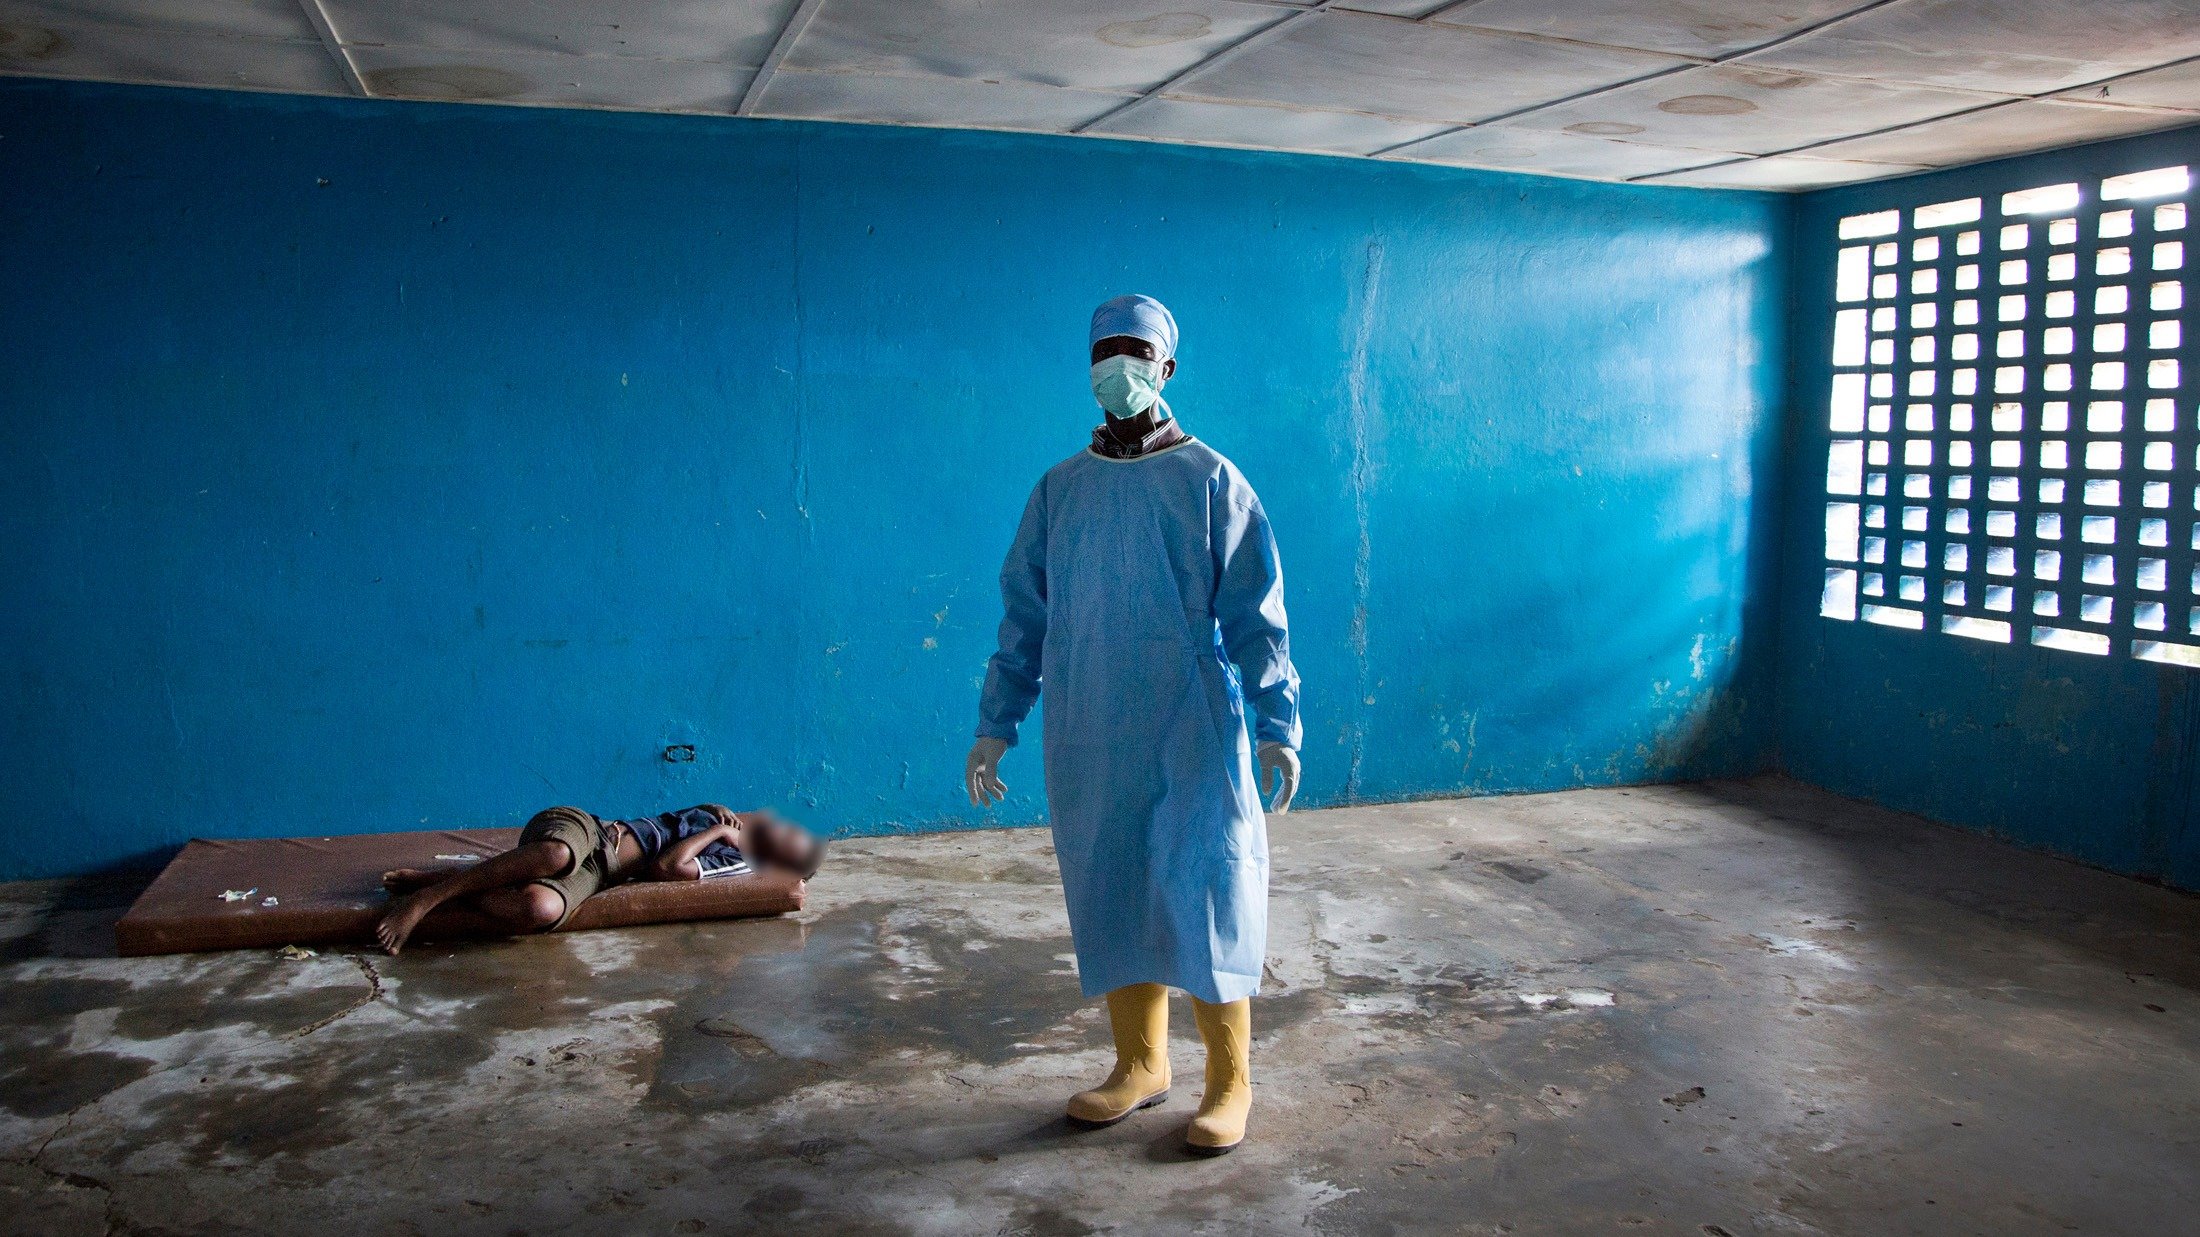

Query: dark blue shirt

[613,806,750,878]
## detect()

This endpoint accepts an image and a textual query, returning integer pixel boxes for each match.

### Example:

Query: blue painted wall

[1,79,1788,881]
[1778,125,2200,891]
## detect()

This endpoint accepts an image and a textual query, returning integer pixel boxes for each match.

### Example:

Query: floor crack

[12,1084,104,1172]
[287,953,384,1039]
[5,1142,115,1227]
[28,1110,79,1166]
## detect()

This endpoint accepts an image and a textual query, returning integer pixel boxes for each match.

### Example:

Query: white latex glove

[1258,742,1300,814]
[966,737,1009,807]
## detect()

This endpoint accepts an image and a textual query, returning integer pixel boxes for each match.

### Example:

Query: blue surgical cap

[1089,294,1178,361]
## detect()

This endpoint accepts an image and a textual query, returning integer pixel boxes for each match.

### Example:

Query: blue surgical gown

[978,439,1300,1005]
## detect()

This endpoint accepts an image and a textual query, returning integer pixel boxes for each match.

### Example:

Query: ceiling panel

[1429,0,1867,60]
[0,0,312,41]
[758,69,1127,133]
[1400,122,1735,179]
[1740,0,2200,96]
[784,0,1289,94]
[3,0,2198,191]
[1804,97,2193,168]
[325,0,796,66]
[0,22,345,92]
[1646,152,1930,187]
[1097,94,1456,155]
[1507,63,1990,157]
[1180,10,1690,126]
[349,46,751,111]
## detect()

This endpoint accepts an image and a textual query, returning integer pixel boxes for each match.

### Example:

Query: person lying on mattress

[373,804,826,955]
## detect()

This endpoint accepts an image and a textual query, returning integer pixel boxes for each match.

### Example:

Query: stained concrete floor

[2,777,2197,1236]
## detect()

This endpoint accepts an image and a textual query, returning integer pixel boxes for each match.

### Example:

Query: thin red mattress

[114,827,806,956]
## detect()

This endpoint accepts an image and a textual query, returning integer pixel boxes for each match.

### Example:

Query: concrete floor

[2,778,2196,1236]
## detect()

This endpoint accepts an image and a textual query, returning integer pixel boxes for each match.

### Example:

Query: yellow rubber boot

[1187,996,1251,1154]
[1066,982,1172,1126]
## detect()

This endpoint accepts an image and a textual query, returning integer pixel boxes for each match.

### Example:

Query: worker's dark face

[1091,334,1176,382]
[747,814,827,879]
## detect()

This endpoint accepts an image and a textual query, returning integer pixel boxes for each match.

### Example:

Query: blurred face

[746,814,826,878]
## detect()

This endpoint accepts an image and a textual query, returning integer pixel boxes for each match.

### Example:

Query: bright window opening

[1915,197,1983,229]
[2102,166,2190,202]
[1840,209,1900,239]
[2003,183,2081,216]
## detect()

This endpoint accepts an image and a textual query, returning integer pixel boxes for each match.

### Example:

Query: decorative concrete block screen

[1820,162,2194,665]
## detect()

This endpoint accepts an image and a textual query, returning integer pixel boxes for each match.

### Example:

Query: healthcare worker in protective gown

[966,294,1301,1155]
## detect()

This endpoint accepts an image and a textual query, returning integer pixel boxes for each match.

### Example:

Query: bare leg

[472,885,567,935]
[375,840,570,955]
[381,867,456,894]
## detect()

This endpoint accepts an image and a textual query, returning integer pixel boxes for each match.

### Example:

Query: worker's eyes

[1094,338,1156,363]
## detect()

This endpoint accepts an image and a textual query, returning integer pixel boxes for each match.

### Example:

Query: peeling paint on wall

[1343,236,1384,803]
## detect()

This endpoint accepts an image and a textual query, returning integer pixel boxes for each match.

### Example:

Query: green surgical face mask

[1091,355,1166,418]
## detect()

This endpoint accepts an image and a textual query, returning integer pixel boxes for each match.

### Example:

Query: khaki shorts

[520,807,627,930]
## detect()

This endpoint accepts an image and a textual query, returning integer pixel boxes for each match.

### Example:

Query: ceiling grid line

[294,0,365,97]
[738,0,830,117]
[1070,0,1344,136]
[1367,0,1910,157]
[1346,9,1720,65]
[1634,50,2200,186]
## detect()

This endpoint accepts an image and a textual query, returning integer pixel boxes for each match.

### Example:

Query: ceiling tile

[1429,0,1866,60]
[1804,98,2193,168]
[0,0,314,41]
[1097,94,1455,155]
[1509,63,1988,156]
[1739,0,2200,96]
[784,0,1289,94]
[1398,122,1734,179]
[758,69,1127,132]
[3,0,2192,190]
[2057,60,2200,114]
[0,22,346,93]
[1646,152,1928,188]
[349,45,751,112]
[325,0,797,66]
[1181,10,1689,125]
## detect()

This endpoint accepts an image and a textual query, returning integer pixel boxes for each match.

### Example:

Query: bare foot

[381,867,448,894]
[375,891,433,955]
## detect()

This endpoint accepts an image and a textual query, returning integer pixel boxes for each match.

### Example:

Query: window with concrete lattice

[1820,164,2195,666]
